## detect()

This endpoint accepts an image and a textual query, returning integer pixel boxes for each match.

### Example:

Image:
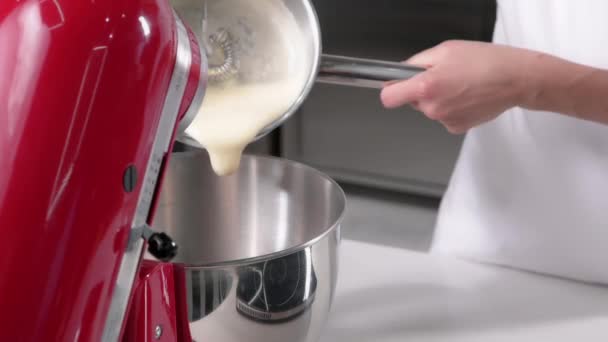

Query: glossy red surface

[123,261,180,341]
[0,0,179,340]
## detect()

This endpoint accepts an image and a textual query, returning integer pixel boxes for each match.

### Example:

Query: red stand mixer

[0,0,205,340]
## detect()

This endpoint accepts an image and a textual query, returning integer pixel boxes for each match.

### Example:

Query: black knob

[147,232,178,262]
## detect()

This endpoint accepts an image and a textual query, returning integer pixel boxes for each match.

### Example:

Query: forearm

[520,52,608,124]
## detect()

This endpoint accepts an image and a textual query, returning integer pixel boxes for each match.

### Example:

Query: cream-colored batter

[185,0,310,176]
[186,79,304,175]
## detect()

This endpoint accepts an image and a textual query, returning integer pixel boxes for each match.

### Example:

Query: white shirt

[432,0,608,284]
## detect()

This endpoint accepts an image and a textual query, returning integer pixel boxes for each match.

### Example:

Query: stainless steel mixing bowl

[152,146,345,342]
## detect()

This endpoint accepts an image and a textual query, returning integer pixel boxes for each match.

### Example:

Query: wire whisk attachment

[208,29,240,83]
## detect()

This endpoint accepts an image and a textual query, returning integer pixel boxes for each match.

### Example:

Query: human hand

[380,40,533,134]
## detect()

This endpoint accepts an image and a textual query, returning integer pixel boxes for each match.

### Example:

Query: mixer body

[0,0,205,340]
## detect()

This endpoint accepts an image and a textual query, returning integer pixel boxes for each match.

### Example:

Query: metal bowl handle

[317,54,424,89]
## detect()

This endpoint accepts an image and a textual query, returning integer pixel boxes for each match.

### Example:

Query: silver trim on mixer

[177,39,208,134]
[101,12,193,342]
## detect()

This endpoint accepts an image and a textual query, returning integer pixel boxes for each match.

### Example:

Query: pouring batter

[185,0,309,175]
[186,79,305,175]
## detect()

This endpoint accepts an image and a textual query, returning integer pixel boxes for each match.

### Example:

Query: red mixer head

[0,0,206,340]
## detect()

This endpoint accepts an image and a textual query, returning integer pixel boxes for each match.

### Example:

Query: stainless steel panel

[282,84,464,196]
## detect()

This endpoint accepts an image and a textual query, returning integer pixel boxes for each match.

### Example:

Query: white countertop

[320,240,608,342]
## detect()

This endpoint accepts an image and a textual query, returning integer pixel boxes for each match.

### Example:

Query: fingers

[442,110,501,135]
[380,72,435,109]
[380,45,445,109]
[381,79,418,109]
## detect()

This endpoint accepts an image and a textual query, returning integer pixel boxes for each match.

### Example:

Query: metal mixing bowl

[152,146,345,342]
[171,0,322,140]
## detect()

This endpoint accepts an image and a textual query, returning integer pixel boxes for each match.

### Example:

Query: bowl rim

[163,150,347,269]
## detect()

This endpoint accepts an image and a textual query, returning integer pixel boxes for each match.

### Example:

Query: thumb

[380,72,429,109]
[405,45,442,68]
